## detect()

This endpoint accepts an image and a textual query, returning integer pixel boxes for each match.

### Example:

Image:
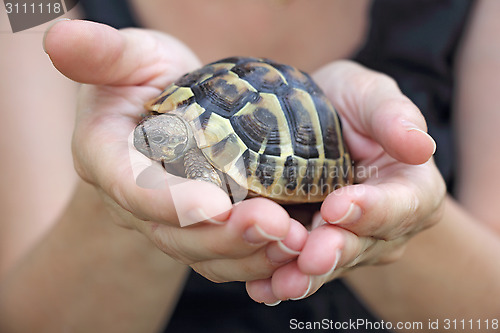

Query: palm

[74,85,160,184]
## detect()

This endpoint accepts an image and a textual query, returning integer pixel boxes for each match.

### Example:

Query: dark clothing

[78,0,139,29]
[78,0,474,331]
[167,274,379,333]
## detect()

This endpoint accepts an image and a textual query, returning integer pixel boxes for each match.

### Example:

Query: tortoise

[133,57,353,203]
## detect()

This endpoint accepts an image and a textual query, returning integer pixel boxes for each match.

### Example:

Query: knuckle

[372,71,399,88]
[377,243,408,265]
[205,240,233,257]
[72,159,93,183]
[351,238,408,267]
[342,235,373,268]
[360,70,398,98]
[344,251,365,268]
[414,174,447,233]
[106,177,127,207]
[191,251,274,283]
[377,185,422,241]
[393,193,420,239]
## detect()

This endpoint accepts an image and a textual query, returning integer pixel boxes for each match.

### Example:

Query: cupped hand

[247,61,446,304]
[43,20,307,282]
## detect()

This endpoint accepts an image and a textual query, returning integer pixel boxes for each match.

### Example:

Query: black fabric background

[354,0,475,194]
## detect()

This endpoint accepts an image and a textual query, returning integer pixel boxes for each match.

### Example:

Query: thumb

[43,19,200,88]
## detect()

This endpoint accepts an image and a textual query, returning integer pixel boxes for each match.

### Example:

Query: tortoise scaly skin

[134,57,353,203]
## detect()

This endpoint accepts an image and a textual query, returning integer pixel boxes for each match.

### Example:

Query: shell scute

[142,57,353,203]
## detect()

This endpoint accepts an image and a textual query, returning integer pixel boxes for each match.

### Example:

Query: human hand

[43,20,308,282]
[247,61,446,304]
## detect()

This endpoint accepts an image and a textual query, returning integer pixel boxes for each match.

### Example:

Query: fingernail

[264,300,282,307]
[43,18,71,54]
[187,208,225,225]
[328,202,362,225]
[266,241,300,264]
[321,249,342,277]
[290,276,312,301]
[311,216,328,229]
[277,240,301,255]
[409,128,437,155]
[244,224,282,244]
[401,120,437,155]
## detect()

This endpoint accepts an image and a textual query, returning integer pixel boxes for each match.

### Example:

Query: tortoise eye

[150,135,166,145]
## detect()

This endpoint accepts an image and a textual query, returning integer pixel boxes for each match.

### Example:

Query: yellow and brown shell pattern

[145,57,353,203]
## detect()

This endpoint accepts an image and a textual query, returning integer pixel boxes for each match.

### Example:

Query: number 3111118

[5,2,62,14]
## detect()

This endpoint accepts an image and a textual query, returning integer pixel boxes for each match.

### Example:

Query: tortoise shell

[142,57,352,203]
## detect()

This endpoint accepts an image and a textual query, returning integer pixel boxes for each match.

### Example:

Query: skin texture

[134,114,193,163]
[43,20,438,299]
[134,114,223,186]
[183,147,223,187]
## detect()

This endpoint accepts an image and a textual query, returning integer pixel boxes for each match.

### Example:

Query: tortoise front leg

[184,147,223,188]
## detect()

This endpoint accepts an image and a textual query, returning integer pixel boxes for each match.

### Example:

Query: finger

[268,226,375,301]
[190,219,308,283]
[271,261,311,301]
[298,224,375,275]
[135,198,292,263]
[265,219,307,265]
[245,219,309,302]
[248,223,336,302]
[245,220,310,304]
[314,60,436,165]
[43,19,200,87]
[297,225,343,276]
[246,279,280,306]
[98,174,232,227]
[190,247,278,283]
[321,164,445,240]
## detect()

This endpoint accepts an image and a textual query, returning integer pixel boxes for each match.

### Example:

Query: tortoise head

[134,114,193,163]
